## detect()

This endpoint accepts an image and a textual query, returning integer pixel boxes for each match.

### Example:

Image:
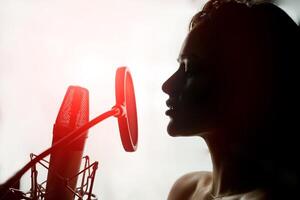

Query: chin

[166,117,206,137]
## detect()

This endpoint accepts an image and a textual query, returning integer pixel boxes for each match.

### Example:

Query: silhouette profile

[162,0,300,199]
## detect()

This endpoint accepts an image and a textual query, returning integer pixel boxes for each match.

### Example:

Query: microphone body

[45,86,89,200]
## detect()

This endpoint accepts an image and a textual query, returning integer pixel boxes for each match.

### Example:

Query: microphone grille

[56,86,89,129]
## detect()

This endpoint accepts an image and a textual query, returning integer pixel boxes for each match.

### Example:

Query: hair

[189,0,300,188]
[189,0,259,30]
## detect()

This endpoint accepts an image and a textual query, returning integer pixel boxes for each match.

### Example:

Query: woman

[162,0,300,199]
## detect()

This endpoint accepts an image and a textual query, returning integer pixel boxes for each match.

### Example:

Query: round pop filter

[115,67,138,152]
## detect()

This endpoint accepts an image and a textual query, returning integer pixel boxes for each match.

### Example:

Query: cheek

[181,76,213,107]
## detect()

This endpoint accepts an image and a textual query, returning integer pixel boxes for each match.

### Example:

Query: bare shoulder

[167,171,212,200]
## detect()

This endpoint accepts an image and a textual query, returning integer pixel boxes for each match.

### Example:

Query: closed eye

[178,56,211,76]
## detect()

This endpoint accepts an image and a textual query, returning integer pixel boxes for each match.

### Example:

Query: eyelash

[183,62,194,75]
[179,61,189,71]
[179,59,206,76]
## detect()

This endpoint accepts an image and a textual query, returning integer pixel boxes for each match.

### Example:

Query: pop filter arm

[0,66,138,199]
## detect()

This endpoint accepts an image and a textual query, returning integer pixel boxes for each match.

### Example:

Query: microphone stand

[0,107,121,200]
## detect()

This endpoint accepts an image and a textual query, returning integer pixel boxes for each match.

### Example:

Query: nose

[162,69,181,95]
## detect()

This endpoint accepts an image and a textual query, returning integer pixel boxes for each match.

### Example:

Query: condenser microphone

[45,86,89,200]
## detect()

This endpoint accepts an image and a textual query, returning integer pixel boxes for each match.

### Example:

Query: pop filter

[114,67,138,152]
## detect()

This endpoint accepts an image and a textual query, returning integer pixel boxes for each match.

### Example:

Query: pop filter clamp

[0,66,138,199]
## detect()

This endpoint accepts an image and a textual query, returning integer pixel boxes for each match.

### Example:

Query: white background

[0,0,299,199]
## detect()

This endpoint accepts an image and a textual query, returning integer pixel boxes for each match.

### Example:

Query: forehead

[179,22,214,62]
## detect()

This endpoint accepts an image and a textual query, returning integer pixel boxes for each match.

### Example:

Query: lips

[165,109,175,116]
[165,99,178,116]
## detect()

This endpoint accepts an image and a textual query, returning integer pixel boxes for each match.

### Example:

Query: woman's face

[162,24,219,137]
[162,21,274,138]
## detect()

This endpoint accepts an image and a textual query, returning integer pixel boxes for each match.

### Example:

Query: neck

[202,129,264,197]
